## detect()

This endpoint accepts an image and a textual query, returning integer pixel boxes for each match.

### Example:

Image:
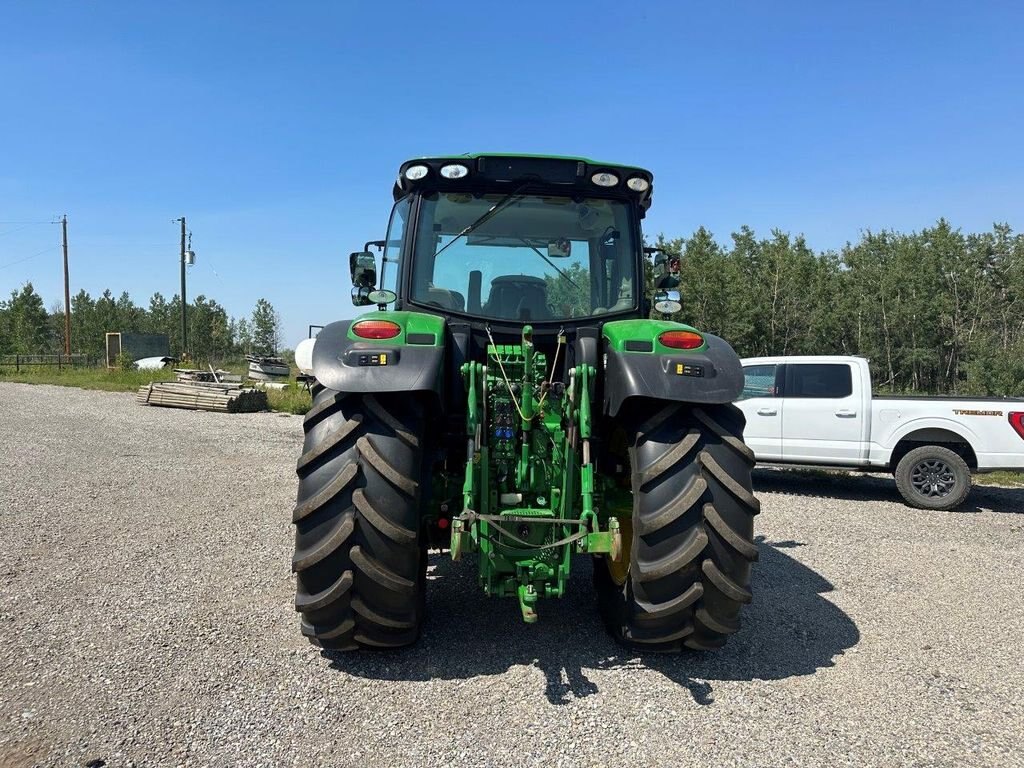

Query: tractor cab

[349,154,656,329]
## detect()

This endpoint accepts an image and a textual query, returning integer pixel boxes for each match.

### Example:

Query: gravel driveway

[1,382,1022,767]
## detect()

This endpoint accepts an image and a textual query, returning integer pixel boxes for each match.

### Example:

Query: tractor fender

[310,317,445,402]
[603,330,744,417]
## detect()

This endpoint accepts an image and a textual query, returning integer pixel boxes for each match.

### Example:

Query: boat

[246,355,290,381]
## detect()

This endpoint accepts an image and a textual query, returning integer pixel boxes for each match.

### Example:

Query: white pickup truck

[735,356,1024,510]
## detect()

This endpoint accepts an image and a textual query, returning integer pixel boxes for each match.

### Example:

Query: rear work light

[352,320,401,340]
[404,164,429,181]
[659,330,705,350]
[440,163,469,179]
[1010,412,1024,440]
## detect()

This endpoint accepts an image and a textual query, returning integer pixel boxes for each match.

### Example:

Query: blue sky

[2,1,1022,345]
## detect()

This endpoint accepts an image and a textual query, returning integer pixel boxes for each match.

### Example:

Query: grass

[0,364,176,391]
[751,463,1024,487]
[975,471,1024,487]
[264,383,313,415]
[0,364,312,414]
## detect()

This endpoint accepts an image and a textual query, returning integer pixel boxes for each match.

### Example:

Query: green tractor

[291,154,759,652]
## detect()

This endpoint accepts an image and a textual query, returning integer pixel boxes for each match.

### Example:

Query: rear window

[787,364,852,398]
[739,364,777,400]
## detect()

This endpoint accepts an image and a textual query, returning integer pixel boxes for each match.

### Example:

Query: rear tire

[894,445,971,511]
[292,389,427,650]
[596,401,760,651]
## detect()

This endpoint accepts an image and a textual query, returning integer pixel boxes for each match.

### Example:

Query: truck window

[739,364,777,400]
[787,364,852,398]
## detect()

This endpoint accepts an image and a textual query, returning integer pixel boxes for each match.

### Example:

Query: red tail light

[659,330,705,350]
[1010,412,1024,440]
[352,320,401,340]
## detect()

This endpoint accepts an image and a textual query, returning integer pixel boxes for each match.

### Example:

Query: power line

[0,223,48,238]
[0,245,60,270]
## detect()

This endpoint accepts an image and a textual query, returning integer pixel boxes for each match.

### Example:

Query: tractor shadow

[752,468,1024,514]
[322,538,859,706]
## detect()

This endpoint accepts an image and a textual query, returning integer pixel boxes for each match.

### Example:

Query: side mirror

[349,251,377,306]
[652,251,681,290]
[653,289,682,316]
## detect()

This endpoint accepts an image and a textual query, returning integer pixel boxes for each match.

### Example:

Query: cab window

[786,364,853,398]
[739,364,777,400]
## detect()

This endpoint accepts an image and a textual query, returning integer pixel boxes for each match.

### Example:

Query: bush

[116,352,136,371]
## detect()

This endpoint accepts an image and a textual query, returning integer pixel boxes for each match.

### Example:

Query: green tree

[251,298,281,356]
[544,263,591,317]
[5,283,49,354]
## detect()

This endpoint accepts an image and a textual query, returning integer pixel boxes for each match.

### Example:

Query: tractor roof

[393,153,654,210]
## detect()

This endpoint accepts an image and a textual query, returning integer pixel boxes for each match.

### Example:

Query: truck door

[735,363,783,460]
[781,362,866,464]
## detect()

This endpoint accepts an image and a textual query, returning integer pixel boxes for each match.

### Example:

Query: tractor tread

[634,526,708,582]
[364,395,420,449]
[704,503,759,561]
[634,401,684,438]
[693,407,756,464]
[294,569,353,613]
[296,413,363,475]
[701,558,753,603]
[626,622,694,645]
[634,476,707,536]
[291,509,355,572]
[302,390,348,432]
[301,616,355,641]
[291,462,358,522]
[354,627,420,648]
[358,435,418,496]
[699,450,761,513]
[635,430,701,489]
[633,582,704,620]
[351,596,417,629]
[683,635,727,651]
[696,606,740,635]
[350,544,416,594]
[353,488,418,545]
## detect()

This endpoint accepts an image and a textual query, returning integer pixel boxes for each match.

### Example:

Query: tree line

[0,285,282,363]
[655,219,1024,396]
[3,218,1023,393]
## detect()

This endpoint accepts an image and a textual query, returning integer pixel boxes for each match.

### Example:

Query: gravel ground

[1,381,1023,768]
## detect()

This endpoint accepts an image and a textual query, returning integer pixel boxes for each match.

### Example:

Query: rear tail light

[1009,412,1024,440]
[352,320,401,340]
[658,330,705,350]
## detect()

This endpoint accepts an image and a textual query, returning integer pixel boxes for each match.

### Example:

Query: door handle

[757,407,777,416]
[835,409,856,417]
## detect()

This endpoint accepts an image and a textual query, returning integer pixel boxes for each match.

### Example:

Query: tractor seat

[484,275,551,321]
[423,286,465,311]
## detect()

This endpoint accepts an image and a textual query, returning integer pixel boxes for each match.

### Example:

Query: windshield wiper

[518,238,581,290]
[430,182,533,261]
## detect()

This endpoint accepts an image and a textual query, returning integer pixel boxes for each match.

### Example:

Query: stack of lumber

[136,381,268,413]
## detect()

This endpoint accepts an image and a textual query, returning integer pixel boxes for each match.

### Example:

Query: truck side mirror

[349,251,377,306]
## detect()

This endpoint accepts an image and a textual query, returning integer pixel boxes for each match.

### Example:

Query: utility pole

[177,217,187,358]
[61,215,71,356]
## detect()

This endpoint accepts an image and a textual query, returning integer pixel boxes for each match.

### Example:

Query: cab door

[735,363,783,461]
[780,362,866,464]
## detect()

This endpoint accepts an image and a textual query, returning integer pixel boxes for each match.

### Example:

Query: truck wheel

[596,401,760,651]
[292,389,427,650]
[894,445,971,511]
